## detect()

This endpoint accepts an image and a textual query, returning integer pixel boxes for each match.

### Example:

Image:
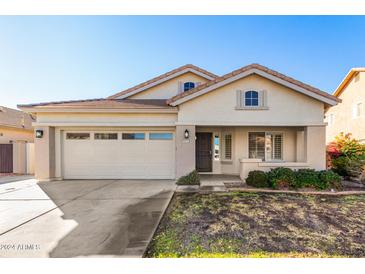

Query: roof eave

[18,106,178,114]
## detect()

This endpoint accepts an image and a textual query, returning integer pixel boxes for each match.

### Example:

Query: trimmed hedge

[295,169,320,189]
[245,168,343,191]
[176,170,200,185]
[246,170,269,188]
[267,167,296,189]
[318,170,342,190]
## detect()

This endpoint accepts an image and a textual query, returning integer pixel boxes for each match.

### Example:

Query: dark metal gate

[0,144,13,173]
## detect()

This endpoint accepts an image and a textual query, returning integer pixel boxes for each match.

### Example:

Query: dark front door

[0,144,13,173]
[196,133,212,172]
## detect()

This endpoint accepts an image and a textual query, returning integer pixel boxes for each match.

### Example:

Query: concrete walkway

[0,178,175,258]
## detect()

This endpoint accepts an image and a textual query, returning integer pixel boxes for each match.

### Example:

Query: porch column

[175,125,196,178]
[34,126,56,181]
[304,125,326,170]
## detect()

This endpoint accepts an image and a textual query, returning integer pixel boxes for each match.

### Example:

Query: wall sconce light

[35,129,44,138]
[184,129,190,139]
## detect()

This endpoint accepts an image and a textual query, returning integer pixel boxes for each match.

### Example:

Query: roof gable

[0,106,34,130]
[333,68,365,97]
[108,64,217,99]
[167,64,340,106]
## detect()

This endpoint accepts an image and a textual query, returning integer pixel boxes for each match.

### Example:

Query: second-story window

[183,82,195,92]
[244,90,259,106]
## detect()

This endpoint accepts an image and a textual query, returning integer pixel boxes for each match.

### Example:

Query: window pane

[149,133,173,140]
[183,82,195,92]
[245,98,251,106]
[273,134,283,160]
[224,134,232,160]
[122,133,145,140]
[251,91,258,99]
[251,98,259,106]
[249,132,265,160]
[214,134,220,160]
[95,133,118,140]
[66,133,90,140]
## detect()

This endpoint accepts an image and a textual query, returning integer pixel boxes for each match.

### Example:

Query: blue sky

[0,16,364,109]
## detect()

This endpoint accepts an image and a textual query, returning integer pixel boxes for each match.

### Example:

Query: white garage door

[62,131,175,179]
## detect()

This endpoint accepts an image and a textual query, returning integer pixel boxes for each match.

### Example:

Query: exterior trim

[20,107,178,114]
[33,122,176,127]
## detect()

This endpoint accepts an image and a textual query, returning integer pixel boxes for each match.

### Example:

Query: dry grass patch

[145,192,365,258]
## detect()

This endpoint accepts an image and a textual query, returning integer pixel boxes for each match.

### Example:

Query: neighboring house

[18,64,339,181]
[326,68,365,144]
[0,106,35,174]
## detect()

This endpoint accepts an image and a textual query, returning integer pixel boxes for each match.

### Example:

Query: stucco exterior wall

[177,74,325,126]
[0,127,33,143]
[326,72,365,143]
[129,72,209,99]
[34,126,55,181]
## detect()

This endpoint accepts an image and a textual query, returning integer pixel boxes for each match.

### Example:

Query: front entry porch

[191,125,326,181]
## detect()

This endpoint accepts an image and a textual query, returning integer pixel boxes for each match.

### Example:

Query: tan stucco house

[326,68,365,144]
[0,106,34,174]
[18,64,339,181]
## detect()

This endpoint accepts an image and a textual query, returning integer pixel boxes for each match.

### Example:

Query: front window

[183,82,195,92]
[244,90,259,106]
[249,132,265,160]
[249,132,283,161]
[222,133,232,160]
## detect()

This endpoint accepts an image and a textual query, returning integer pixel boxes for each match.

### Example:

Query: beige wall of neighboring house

[326,70,365,143]
[0,126,33,143]
[0,106,35,174]
[18,63,338,181]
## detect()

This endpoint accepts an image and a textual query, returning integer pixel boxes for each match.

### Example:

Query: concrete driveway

[0,178,175,258]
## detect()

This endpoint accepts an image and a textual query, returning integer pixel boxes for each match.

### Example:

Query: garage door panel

[63,131,175,179]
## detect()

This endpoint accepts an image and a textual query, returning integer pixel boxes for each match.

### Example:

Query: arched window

[244,90,259,106]
[183,82,195,92]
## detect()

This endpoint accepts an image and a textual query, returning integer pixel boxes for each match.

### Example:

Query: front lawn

[145,192,365,258]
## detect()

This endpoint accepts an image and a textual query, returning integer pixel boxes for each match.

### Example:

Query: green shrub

[246,170,269,188]
[176,170,200,185]
[318,170,342,190]
[267,167,296,189]
[332,156,365,178]
[327,133,365,179]
[294,169,321,189]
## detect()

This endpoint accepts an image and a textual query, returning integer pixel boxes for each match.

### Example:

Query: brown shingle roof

[107,64,218,99]
[0,106,34,130]
[18,99,175,110]
[167,63,340,105]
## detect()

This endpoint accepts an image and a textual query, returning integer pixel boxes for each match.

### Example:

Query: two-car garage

[62,130,175,179]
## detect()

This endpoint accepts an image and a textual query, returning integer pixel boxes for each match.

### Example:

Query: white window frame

[352,102,362,119]
[248,131,284,162]
[328,113,334,126]
[221,132,233,161]
[236,89,268,110]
